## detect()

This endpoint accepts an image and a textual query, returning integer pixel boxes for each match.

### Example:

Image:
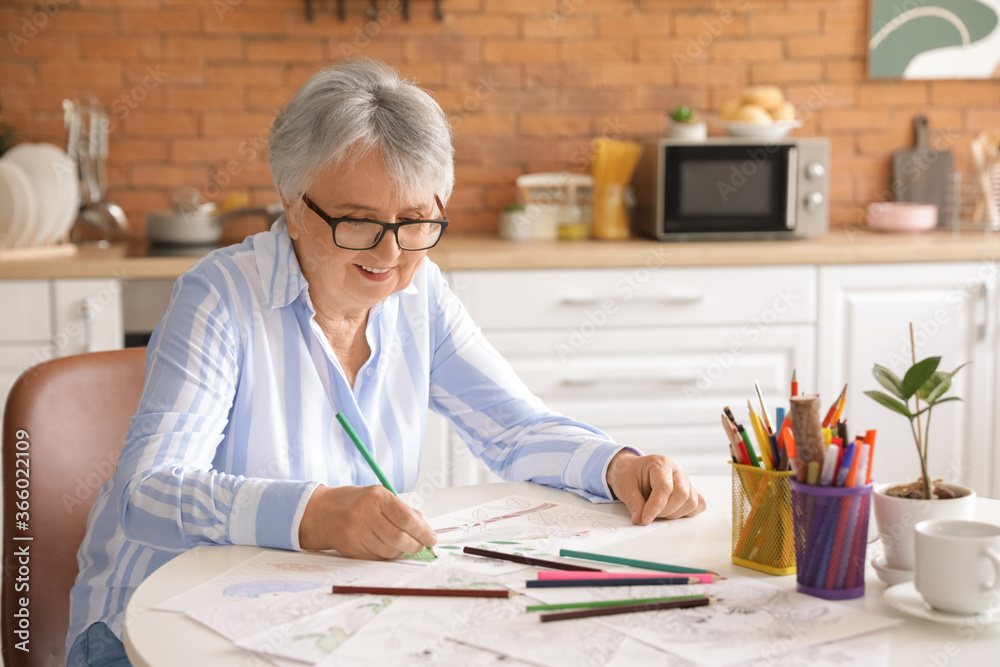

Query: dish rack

[948,169,1000,236]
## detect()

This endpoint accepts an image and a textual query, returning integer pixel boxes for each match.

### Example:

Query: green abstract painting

[869,0,1000,79]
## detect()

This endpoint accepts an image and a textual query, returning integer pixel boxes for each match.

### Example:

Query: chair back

[2,348,145,666]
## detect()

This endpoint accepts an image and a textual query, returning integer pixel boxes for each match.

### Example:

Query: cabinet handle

[559,295,600,306]
[655,293,704,305]
[560,372,700,386]
[79,297,96,353]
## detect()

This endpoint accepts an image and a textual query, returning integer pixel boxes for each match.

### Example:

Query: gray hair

[268,58,454,208]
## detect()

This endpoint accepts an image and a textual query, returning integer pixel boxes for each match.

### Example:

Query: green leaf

[947,361,971,378]
[901,357,940,399]
[918,371,951,403]
[871,364,905,399]
[913,396,963,418]
[864,390,913,418]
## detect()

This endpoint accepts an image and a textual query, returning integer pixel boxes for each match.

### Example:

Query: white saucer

[872,555,913,586]
[884,582,1000,625]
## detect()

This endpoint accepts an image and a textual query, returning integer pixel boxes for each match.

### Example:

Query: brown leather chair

[2,348,146,667]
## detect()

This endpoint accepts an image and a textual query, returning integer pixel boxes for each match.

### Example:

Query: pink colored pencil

[537,571,715,584]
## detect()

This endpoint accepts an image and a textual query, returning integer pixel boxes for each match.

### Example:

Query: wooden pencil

[462,546,603,572]
[332,585,517,598]
[526,577,703,588]
[539,596,713,622]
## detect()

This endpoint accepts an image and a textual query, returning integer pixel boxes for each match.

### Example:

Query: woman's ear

[281,193,301,241]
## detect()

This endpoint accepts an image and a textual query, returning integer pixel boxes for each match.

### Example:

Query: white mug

[915,520,1000,615]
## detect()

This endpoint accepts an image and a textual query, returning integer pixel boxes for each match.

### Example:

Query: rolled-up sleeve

[115,268,317,551]
[427,267,639,501]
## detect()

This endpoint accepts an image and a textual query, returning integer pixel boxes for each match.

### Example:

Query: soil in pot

[884,479,966,500]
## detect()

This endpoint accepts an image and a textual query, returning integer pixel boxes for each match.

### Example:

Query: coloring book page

[156,550,412,643]
[428,495,657,565]
[519,576,901,667]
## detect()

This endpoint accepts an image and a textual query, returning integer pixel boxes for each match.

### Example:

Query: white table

[123,476,1000,666]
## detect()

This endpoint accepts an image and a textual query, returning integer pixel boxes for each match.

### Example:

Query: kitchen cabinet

[0,279,124,424]
[817,263,996,496]
[425,266,818,487]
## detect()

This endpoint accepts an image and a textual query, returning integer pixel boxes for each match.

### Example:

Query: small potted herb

[668,106,706,140]
[864,325,976,576]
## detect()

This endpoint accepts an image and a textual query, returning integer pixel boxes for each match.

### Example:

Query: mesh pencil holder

[790,480,873,600]
[730,463,796,575]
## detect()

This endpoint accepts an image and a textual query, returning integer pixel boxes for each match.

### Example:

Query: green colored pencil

[337,412,397,494]
[526,594,704,612]
[558,549,716,576]
[335,412,435,560]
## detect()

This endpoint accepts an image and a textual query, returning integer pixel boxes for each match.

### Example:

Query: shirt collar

[255,217,419,312]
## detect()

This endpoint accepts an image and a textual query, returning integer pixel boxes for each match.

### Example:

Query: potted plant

[864,338,976,577]
[668,106,706,140]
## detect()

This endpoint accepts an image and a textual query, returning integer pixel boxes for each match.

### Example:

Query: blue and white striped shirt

[68,218,630,646]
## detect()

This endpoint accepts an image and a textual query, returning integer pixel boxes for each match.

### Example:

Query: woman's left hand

[606,450,707,525]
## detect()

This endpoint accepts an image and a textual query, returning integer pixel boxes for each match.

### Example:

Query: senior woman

[67,58,705,662]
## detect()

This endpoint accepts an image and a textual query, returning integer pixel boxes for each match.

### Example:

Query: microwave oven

[633,137,830,241]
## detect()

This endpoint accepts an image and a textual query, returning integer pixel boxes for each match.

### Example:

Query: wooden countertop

[3,229,1000,280]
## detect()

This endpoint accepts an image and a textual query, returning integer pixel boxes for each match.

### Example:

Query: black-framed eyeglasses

[302,194,448,251]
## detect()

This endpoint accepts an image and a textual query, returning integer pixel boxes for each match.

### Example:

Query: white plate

[723,119,804,141]
[884,582,1000,625]
[871,555,913,586]
[0,160,37,249]
[3,143,77,247]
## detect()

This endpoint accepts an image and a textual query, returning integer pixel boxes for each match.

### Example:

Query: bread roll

[771,101,796,121]
[741,85,784,113]
[720,98,742,121]
[734,104,772,124]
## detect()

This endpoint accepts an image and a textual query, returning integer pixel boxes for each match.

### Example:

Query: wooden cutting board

[892,115,954,226]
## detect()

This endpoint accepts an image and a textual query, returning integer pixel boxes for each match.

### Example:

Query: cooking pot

[146,203,284,246]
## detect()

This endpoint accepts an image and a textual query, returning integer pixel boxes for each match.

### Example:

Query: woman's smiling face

[285,151,439,315]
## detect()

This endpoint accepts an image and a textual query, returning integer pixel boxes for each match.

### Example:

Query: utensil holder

[591,185,629,240]
[791,480,873,600]
[731,463,796,575]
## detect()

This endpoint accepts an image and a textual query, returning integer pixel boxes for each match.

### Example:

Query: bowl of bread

[720,86,802,141]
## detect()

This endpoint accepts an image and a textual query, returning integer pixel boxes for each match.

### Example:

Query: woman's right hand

[298,485,437,559]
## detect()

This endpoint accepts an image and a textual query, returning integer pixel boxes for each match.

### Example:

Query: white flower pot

[873,481,976,572]
[668,120,707,140]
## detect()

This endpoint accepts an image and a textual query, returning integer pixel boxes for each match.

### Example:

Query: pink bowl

[865,202,937,233]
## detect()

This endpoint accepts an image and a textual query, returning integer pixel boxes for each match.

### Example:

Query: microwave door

[661,144,795,234]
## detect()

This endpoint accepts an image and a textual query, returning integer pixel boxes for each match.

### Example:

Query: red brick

[520,113,590,136]
[634,86,708,112]
[674,12,746,38]
[598,14,671,37]
[119,9,199,33]
[403,39,480,62]
[821,108,891,132]
[560,39,632,63]
[751,62,823,84]
[46,10,119,33]
[123,111,198,137]
[446,64,521,88]
[108,139,168,163]
[788,34,863,58]
[824,9,867,34]
[166,87,245,111]
[749,11,820,34]
[592,112,667,136]
[450,113,515,136]
[524,17,596,38]
[484,41,559,64]
[126,60,204,86]
[203,8,287,35]
[207,64,284,86]
[327,38,404,63]
[0,86,72,112]
[825,60,866,82]
[713,39,783,62]
[637,38,700,63]
[524,64,593,88]
[165,37,243,60]
[930,82,1000,107]
[676,62,746,87]
[7,35,76,58]
[130,164,209,187]
[39,60,122,85]
[448,15,520,37]
[170,138,248,163]
[454,165,524,187]
[858,83,929,107]
[80,36,162,59]
[558,88,630,113]
[246,39,323,63]
[0,63,36,84]
[968,109,1000,129]
[482,0,557,12]
[787,83,855,108]
[483,89,558,113]
[203,112,276,136]
[248,87,293,112]
[595,63,673,86]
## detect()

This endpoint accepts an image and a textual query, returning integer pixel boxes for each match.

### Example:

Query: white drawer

[451,266,816,330]
[0,281,51,341]
[485,325,814,423]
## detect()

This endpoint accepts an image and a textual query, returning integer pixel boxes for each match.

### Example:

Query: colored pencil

[336,412,436,561]
[337,412,396,494]
[332,585,516,598]
[821,385,845,428]
[831,384,848,424]
[537,571,715,583]
[526,577,703,588]
[526,594,704,612]
[754,380,774,433]
[539,596,713,623]
[559,549,716,575]
[462,546,602,572]
[791,369,798,397]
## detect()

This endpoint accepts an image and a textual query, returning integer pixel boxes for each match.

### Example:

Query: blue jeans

[67,622,131,667]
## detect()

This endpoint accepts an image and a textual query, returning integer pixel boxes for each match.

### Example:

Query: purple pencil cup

[790,480,873,600]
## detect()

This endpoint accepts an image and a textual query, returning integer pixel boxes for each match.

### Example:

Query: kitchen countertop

[2,228,1000,280]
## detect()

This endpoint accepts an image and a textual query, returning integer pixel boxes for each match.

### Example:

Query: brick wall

[2,0,999,239]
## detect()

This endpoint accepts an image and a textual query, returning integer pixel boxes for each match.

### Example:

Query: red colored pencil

[791,369,798,397]
[332,585,517,598]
